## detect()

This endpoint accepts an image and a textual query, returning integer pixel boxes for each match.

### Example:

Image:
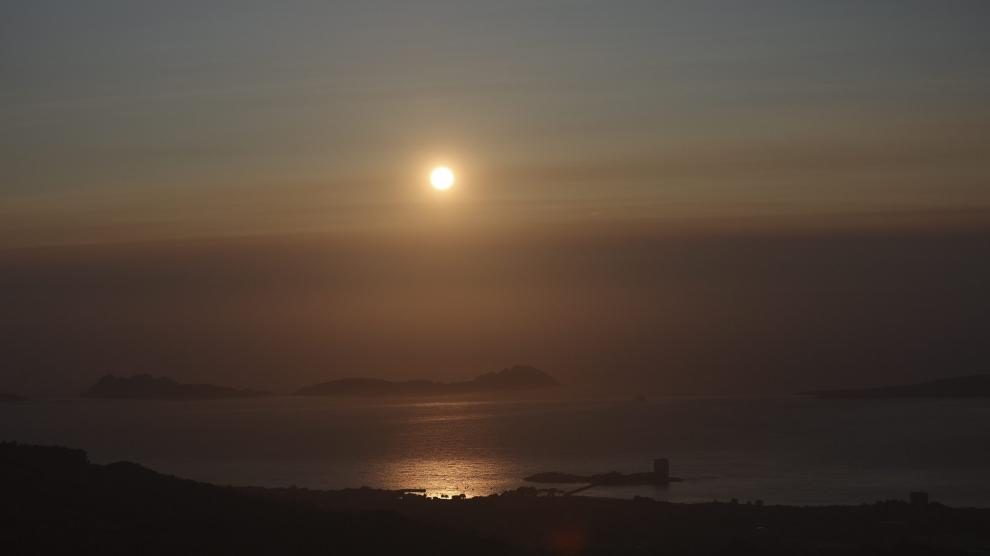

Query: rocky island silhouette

[83,374,274,400]
[525,458,683,495]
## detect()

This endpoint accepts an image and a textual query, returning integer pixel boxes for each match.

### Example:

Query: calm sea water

[3,396,990,506]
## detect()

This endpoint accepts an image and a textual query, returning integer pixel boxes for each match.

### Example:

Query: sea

[3,396,990,506]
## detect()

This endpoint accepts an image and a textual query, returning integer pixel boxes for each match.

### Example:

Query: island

[525,470,683,486]
[525,459,683,495]
[800,374,990,399]
[83,374,274,400]
[294,365,559,397]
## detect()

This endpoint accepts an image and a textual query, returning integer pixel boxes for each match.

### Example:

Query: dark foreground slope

[0,443,505,556]
[4,442,990,555]
[265,487,990,555]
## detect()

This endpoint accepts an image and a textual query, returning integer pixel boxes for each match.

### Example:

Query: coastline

[5,441,990,555]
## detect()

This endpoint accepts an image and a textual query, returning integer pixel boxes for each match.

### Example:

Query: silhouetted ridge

[295,365,559,397]
[5,441,990,554]
[83,373,273,400]
[801,374,990,399]
[0,442,506,555]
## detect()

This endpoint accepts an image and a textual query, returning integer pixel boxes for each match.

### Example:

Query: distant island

[801,374,990,399]
[83,374,273,400]
[525,459,682,495]
[0,392,28,403]
[295,365,559,397]
[525,471,683,486]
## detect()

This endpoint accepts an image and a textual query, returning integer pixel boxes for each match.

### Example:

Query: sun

[430,166,455,191]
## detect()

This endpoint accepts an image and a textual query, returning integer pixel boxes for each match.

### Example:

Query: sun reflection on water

[371,458,506,498]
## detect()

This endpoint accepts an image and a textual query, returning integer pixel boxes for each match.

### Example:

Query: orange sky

[2,2,989,396]
[3,2,989,248]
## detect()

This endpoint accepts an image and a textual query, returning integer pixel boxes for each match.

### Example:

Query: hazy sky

[3,1,989,245]
[2,2,989,396]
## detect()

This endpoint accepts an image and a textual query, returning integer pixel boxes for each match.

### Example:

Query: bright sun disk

[430,166,455,190]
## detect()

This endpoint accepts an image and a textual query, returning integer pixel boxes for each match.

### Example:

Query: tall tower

[654,458,669,483]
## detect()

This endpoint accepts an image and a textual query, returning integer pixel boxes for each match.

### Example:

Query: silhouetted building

[654,458,669,483]
[910,491,929,507]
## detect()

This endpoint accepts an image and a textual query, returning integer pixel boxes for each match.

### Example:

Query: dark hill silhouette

[295,365,560,397]
[0,442,506,555]
[801,374,990,399]
[5,441,990,554]
[83,374,273,400]
[0,392,28,403]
